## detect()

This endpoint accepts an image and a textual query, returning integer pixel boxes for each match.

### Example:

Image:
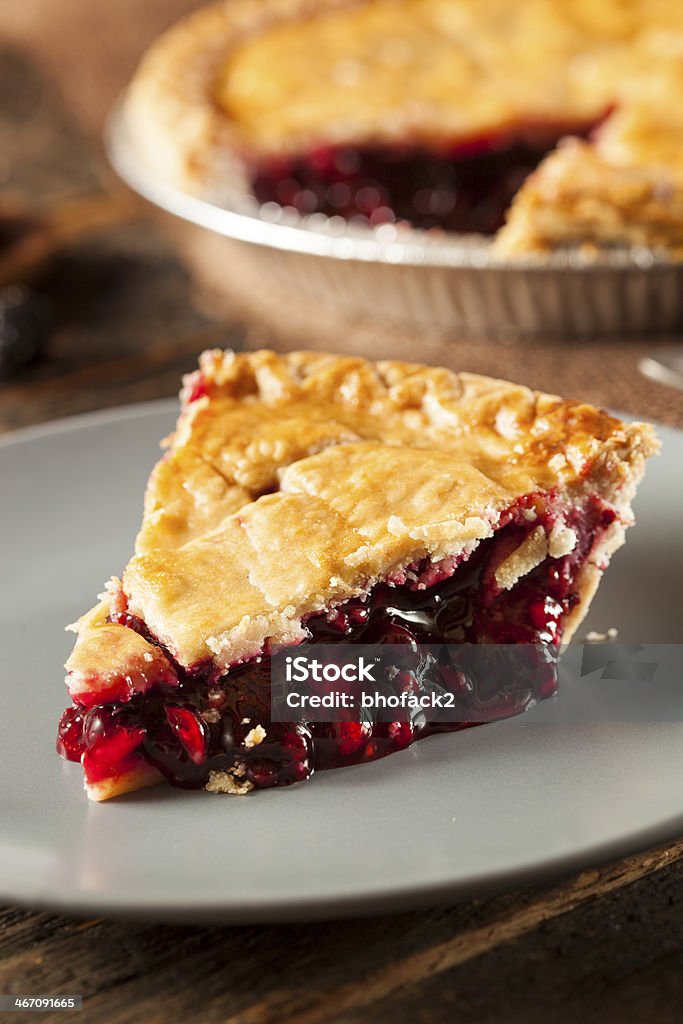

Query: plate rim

[3,806,683,924]
[0,396,178,450]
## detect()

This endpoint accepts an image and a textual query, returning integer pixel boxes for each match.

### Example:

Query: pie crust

[58,350,658,800]
[125,0,683,256]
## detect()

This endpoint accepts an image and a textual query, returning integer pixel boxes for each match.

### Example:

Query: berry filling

[248,120,599,234]
[57,494,617,794]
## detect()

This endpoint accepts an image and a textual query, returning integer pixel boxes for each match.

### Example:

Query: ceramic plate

[1,401,681,922]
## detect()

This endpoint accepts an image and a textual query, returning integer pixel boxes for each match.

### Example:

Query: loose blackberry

[0,285,53,377]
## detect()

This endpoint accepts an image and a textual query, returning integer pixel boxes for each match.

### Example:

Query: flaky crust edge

[124,0,366,193]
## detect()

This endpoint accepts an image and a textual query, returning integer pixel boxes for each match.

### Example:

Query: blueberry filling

[57,495,616,793]
[248,121,598,233]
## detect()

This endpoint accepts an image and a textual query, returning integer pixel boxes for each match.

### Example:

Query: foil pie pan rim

[106,99,681,276]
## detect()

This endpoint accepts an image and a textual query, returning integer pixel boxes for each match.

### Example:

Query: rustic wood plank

[224,840,683,1024]
[0,841,681,1024]
[376,865,683,1024]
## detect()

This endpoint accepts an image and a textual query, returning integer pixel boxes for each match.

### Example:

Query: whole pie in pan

[125,0,683,257]
[57,350,658,800]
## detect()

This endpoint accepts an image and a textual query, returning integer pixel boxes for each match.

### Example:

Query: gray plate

[0,402,682,923]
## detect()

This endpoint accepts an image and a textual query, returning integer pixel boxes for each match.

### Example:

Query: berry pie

[126,0,683,256]
[57,349,658,800]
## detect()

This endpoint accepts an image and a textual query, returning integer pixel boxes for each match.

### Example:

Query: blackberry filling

[57,495,616,794]
[248,121,599,233]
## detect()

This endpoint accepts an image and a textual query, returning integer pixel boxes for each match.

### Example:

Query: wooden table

[1,41,683,1024]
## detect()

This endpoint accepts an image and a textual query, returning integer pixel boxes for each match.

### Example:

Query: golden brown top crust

[124,0,683,257]
[216,0,683,156]
[127,0,683,171]
[84,348,655,671]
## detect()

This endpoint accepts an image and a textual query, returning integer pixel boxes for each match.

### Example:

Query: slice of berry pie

[57,350,658,800]
[125,0,683,256]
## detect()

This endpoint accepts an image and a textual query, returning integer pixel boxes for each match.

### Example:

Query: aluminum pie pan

[106,99,683,341]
